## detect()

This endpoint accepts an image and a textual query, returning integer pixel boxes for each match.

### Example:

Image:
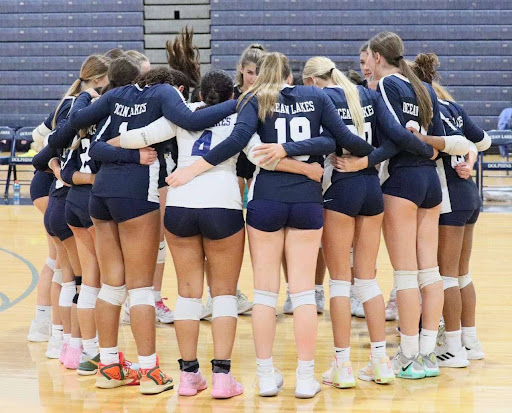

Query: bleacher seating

[210,0,512,129]
[0,0,144,130]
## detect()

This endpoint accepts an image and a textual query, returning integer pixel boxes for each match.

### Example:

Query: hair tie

[396,56,404,61]
[79,77,84,82]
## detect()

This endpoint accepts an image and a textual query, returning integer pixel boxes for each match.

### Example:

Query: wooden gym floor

[0,206,511,412]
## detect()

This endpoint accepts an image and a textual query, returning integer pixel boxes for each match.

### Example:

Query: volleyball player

[299,55,444,387]
[412,53,490,365]
[167,52,375,398]
[68,66,238,394]
[27,116,60,344]
[359,32,448,379]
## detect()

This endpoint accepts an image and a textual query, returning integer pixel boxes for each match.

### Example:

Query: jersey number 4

[191,130,213,156]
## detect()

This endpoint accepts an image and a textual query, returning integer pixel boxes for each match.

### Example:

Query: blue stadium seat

[0,12,143,28]
[211,10,512,26]
[0,85,69,100]
[0,27,143,42]
[211,25,512,42]
[0,126,14,153]
[0,41,144,56]
[448,87,512,101]
[0,100,60,115]
[211,0,512,11]
[0,114,48,129]
[0,71,78,85]
[0,56,87,71]
[0,0,143,13]
[14,126,34,152]
[456,101,511,117]
[211,40,512,57]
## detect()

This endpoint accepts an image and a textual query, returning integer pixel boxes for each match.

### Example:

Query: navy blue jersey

[203,85,374,203]
[68,83,237,201]
[321,85,434,186]
[437,100,480,213]
[377,74,444,173]
[33,97,75,200]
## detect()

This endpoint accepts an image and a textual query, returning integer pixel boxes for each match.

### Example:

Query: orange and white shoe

[139,357,174,395]
[96,352,140,389]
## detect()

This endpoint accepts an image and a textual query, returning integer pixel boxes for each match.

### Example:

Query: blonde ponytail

[52,54,110,129]
[432,82,455,102]
[239,52,290,121]
[303,56,365,135]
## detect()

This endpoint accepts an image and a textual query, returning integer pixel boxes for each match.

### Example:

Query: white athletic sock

[100,347,119,365]
[445,330,462,352]
[461,326,477,346]
[139,353,157,370]
[400,333,419,358]
[83,338,98,357]
[370,341,387,363]
[297,359,315,378]
[35,305,51,322]
[334,347,350,364]
[70,337,82,349]
[256,357,274,374]
[315,284,323,292]
[207,286,211,299]
[286,283,290,293]
[419,329,437,355]
[153,290,162,302]
[389,286,397,300]
[52,324,63,339]
[63,333,71,344]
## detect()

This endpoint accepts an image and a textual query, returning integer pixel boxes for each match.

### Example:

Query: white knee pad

[212,295,238,319]
[459,273,472,289]
[45,257,56,271]
[253,290,278,309]
[394,270,419,291]
[156,240,166,264]
[354,278,382,304]
[128,286,155,308]
[174,295,203,321]
[290,290,315,311]
[329,279,351,298]
[442,276,459,291]
[418,267,442,289]
[59,281,76,307]
[52,268,63,285]
[97,284,127,306]
[77,284,100,309]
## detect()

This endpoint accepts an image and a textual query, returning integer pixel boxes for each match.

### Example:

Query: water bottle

[13,180,20,205]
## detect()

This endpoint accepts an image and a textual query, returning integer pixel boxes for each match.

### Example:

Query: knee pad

[59,281,76,307]
[442,276,459,290]
[128,286,155,308]
[52,268,63,285]
[77,284,100,309]
[459,273,472,289]
[174,295,203,321]
[73,293,79,305]
[97,284,127,307]
[46,257,56,271]
[253,290,278,309]
[290,289,315,311]
[74,276,82,286]
[418,267,442,289]
[212,295,238,319]
[329,279,351,298]
[394,270,419,291]
[157,240,166,264]
[354,278,382,304]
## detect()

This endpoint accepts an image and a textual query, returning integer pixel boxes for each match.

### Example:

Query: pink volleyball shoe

[211,372,243,399]
[59,342,69,364]
[64,345,83,370]
[178,370,208,396]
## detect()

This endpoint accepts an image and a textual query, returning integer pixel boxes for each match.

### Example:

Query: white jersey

[166,113,242,210]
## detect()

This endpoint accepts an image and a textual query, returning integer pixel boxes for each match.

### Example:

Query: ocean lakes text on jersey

[337,104,375,121]
[274,101,315,115]
[114,102,148,118]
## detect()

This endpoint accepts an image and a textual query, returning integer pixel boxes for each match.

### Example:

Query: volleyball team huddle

[26,29,489,399]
